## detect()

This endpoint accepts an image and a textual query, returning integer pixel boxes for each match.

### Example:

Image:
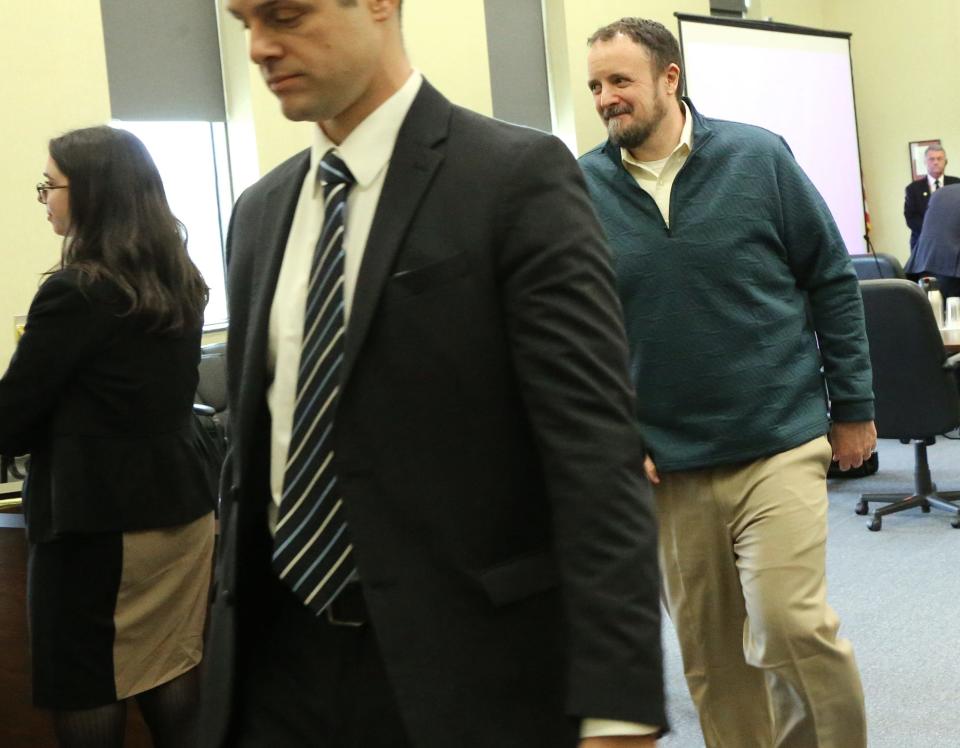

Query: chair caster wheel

[868,516,882,532]
[951,518,960,529]
[854,501,868,515]
[921,503,931,513]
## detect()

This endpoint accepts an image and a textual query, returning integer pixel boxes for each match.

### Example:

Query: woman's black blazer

[0,268,213,542]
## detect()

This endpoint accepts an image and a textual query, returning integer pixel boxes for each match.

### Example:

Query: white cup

[946,297,960,329]
[928,289,944,328]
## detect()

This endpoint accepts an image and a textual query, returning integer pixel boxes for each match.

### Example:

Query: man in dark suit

[203,2,666,747]
[906,183,960,297]
[904,145,959,276]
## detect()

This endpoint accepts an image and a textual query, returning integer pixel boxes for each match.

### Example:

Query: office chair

[856,279,960,530]
[193,341,228,508]
[195,341,228,440]
[851,252,906,281]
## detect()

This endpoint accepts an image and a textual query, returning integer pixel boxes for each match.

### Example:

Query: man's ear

[663,63,681,97]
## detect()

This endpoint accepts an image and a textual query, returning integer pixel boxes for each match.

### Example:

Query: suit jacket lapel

[340,82,450,388]
[235,152,310,454]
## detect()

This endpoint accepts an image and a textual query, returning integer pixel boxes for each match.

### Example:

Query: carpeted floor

[658,435,960,747]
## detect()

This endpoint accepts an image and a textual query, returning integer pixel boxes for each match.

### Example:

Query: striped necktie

[273,149,356,615]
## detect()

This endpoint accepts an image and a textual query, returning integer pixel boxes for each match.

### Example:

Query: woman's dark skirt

[28,512,214,709]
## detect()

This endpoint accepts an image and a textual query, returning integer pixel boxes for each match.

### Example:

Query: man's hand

[828,420,877,470]
[643,454,661,485]
[581,737,657,747]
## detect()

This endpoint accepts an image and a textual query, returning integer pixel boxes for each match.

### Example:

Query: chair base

[855,440,960,531]
[855,491,960,531]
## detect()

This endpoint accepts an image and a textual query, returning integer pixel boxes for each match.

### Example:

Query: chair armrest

[944,352,960,370]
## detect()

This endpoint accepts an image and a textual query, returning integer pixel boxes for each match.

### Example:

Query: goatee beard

[604,95,667,151]
[608,120,656,150]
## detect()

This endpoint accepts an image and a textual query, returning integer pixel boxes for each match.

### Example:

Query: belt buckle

[323,587,366,627]
[324,607,365,627]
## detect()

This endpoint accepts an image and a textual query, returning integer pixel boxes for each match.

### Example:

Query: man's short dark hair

[337,0,402,9]
[588,18,684,102]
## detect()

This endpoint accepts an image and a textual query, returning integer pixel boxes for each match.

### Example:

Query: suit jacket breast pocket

[389,251,470,296]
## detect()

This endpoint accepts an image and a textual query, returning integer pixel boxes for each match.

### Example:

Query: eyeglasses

[36,182,68,204]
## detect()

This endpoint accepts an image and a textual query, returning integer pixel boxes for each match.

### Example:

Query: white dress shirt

[621,100,694,226]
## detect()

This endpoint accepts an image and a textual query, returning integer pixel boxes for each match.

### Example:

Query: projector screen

[678,15,866,254]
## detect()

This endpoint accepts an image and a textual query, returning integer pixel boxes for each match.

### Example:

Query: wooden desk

[0,481,23,504]
[942,327,960,354]
[0,512,52,747]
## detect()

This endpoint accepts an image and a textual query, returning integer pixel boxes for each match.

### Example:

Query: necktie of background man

[934,179,941,191]
[272,149,356,615]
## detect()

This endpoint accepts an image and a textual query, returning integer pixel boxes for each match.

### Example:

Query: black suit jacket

[203,81,665,747]
[0,269,213,542]
[904,174,960,249]
[906,183,960,277]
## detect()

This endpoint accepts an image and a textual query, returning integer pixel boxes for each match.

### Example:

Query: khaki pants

[655,436,866,748]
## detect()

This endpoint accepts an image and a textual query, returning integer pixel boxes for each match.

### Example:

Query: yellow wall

[404,0,493,116]
[748,0,825,26]
[1,2,112,368]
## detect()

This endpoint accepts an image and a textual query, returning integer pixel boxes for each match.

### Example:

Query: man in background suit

[203,1,666,747]
[907,183,960,297]
[904,145,959,276]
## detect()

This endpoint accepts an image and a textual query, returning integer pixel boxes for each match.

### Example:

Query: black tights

[51,666,200,748]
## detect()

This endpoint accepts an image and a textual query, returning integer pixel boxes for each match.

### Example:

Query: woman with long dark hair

[0,126,215,747]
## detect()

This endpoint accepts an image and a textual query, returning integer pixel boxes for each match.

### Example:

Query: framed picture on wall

[909,139,941,181]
